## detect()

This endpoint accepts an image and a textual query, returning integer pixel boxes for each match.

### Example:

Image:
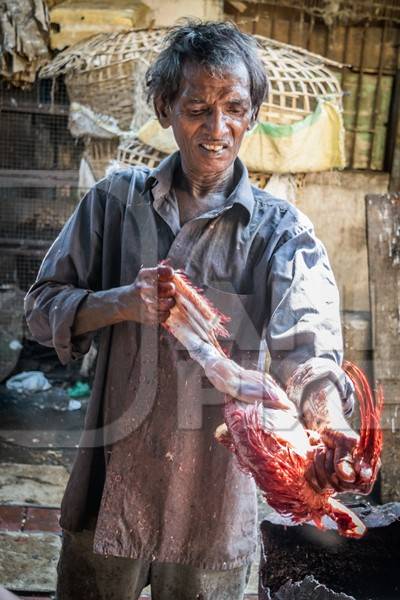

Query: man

[26,21,362,600]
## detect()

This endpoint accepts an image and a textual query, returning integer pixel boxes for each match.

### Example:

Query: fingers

[135,266,176,323]
[139,265,174,285]
[335,452,357,483]
[157,264,174,282]
[157,266,176,299]
[156,291,176,321]
[158,297,175,310]
[306,447,355,493]
[145,296,175,323]
[307,428,375,494]
[158,281,176,298]
[306,447,338,493]
[331,435,357,484]
[321,429,358,482]
[356,459,378,494]
[143,266,176,300]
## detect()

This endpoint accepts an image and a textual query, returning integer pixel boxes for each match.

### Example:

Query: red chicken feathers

[164,266,384,539]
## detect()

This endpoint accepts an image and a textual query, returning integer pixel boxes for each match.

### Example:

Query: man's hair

[146,21,268,117]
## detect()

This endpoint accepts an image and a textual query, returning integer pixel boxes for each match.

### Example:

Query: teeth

[202,144,224,152]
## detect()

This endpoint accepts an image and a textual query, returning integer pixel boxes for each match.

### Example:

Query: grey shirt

[25,152,353,570]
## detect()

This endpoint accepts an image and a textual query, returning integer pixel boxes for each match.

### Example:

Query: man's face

[156,60,254,176]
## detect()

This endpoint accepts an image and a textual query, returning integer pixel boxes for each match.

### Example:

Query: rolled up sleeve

[265,210,355,416]
[286,357,355,417]
[25,182,106,365]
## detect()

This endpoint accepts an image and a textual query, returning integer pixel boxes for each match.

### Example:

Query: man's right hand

[118,264,176,324]
[72,265,176,337]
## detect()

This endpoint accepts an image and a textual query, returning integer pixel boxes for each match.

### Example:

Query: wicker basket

[40,29,343,133]
[40,29,166,131]
[83,138,120,180]
[255,36,343,124]
[117,136,167,170]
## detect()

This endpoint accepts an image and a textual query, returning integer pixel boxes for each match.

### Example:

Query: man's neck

[172,162,236,225]
[176,161,235,198]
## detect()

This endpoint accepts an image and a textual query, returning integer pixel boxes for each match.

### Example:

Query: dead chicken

[164,266,383,538]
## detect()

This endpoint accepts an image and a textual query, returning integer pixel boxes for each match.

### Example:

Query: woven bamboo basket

[40,29,166,131]
[83,138,120,180]
[116,136,274,190]
[117,137,167,170]
[255,36,343,124]
[40,29,343,133]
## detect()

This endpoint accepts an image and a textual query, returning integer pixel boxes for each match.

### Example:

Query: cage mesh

[0,78,82,171]
[0,77,84,292]
[0,186,82,291]
[0,187,80,242]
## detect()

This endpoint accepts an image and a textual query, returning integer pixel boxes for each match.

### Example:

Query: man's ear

[154,96,172,129]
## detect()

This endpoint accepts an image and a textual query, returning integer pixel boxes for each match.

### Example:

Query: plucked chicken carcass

[164,266,383,539]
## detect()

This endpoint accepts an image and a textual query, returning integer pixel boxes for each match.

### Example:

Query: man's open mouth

[199,143,228,154]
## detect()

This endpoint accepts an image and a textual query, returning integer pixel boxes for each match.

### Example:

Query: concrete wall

[296,170,389,314]
[295,171,389,386]
[144,0,223,26]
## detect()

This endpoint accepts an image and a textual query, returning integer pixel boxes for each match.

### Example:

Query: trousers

[56,528,251,600]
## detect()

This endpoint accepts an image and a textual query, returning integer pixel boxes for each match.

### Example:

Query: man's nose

[205,108,228,139]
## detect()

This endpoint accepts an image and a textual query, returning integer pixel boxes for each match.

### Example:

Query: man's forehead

[179,60,251,98]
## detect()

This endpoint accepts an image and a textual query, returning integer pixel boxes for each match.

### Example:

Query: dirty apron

[72,168,262,569]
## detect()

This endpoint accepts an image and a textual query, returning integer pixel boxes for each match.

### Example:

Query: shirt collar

[144,151,255,222]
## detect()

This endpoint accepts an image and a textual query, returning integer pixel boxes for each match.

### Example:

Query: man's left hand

[301,379,365,493]
[307,427,360,493]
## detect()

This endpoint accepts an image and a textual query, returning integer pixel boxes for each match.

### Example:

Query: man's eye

[190,109,206,116]
[228,105,244,115]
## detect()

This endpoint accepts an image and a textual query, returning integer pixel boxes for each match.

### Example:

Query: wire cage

[0,186,81,291]
[40,28,344,134]
[0,78,83,293]
[40,29,166,132]
[0,78,82,170]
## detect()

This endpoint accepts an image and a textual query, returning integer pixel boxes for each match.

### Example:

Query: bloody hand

[306,427,360,493]
[301,378,363,493]
[119,265,176,324]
